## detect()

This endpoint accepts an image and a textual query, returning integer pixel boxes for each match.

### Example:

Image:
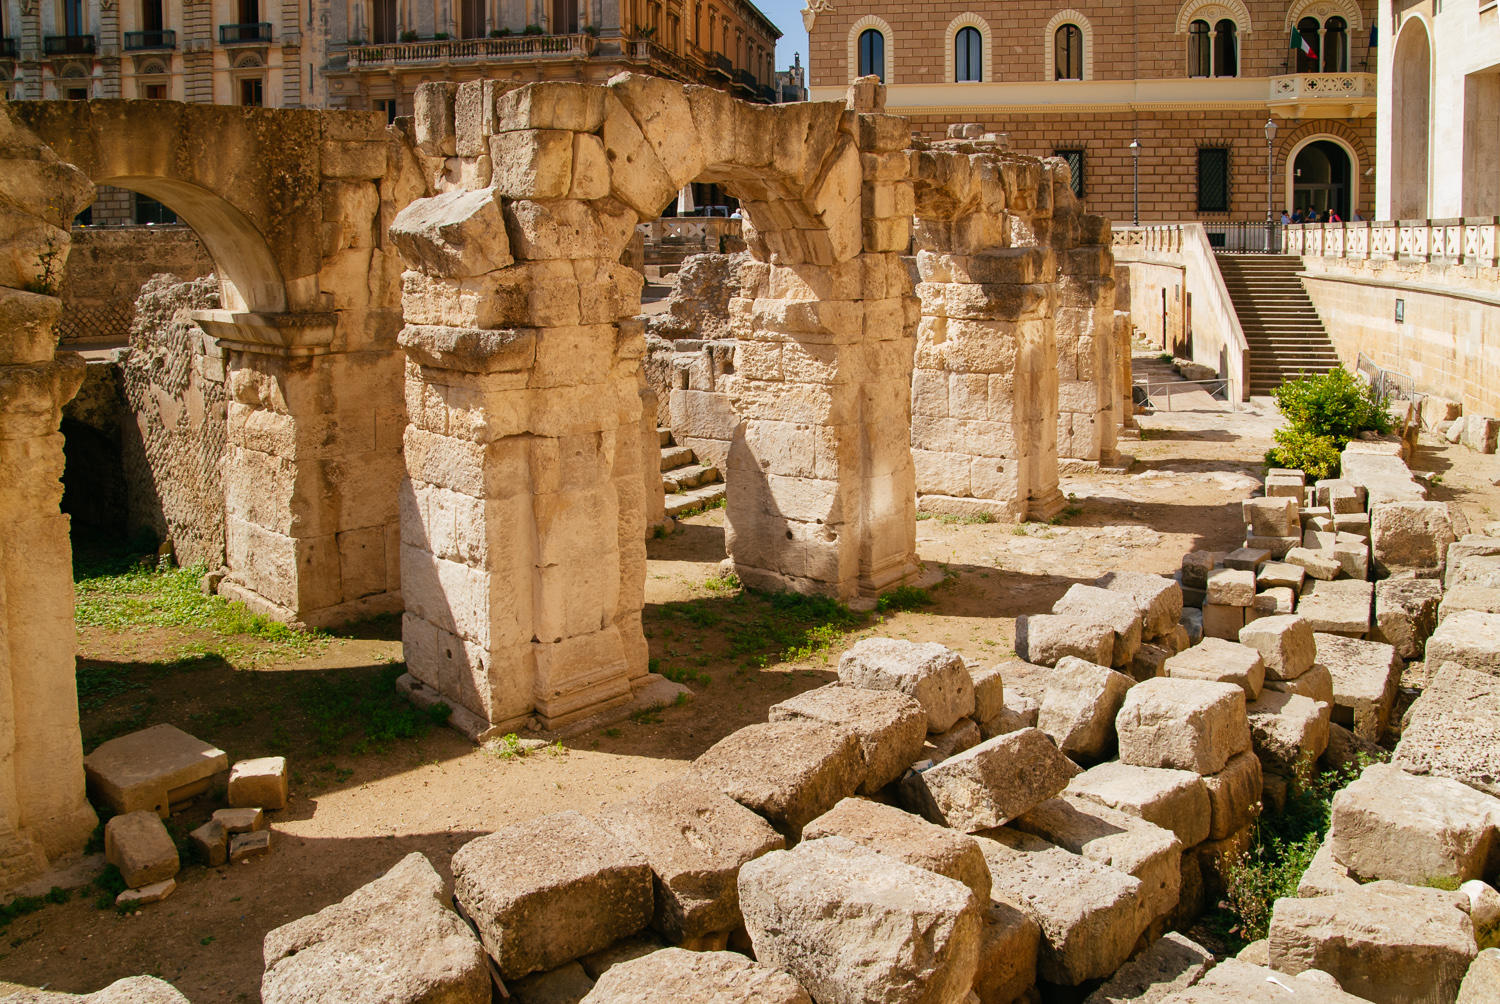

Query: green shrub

[1265,427,1344,481]
[1265,368,1391,478]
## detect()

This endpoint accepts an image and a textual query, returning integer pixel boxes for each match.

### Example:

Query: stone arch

[1174,0,1251,35]
[1044,10,1093,81]
[1392,16,1431,219]
[1279,122,1367,214]
[847,15,893,84]
[1284,0,1362,34]
[945,13,992,83]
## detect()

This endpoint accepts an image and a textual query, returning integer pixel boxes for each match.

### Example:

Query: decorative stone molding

[846,14,893,84]
[1174,0,1252,34]
[1044,10,1093,81]
[944,13,992,84]
[1285,0,1362,33]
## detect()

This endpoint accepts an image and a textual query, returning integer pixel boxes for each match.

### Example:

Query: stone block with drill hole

[1083,932,1215,1004]
[976,828,1148,986]
[1268,881,1478,1004]
[451,811,653,980]
[973,899,1041,1004]
[1096,571,1183,640]
[1180,551,1220,591]
[769,684,926,794]
[693,720,864,838]
[594,777,785,943]
[1200,603,1245,641]
[1329,762,1500,887]
[1201,750,1263,841]
[923,718,980,763]
[1012,795,1182,926]
[804,797,991,903]
[1394,662,1500,798]
[969,664,1006,728]
[1036,657,1135,762]
[737,836,982,1004]
[909,727,1079,832]
[1115,678,1250,775]
[1284,547,1341,581]
[1375,577,1443,660]
[1163,638,1265,700]
[1297,579,1373,637]
[1015,614,1114,668]
[1066,760,1212,847]
[228,756,289,810]
[1314,633,1402,742]
[1223,548,1271,573]
[1246,690,1330,778]
[1205,569,1256,607]
[230,830,271,862]
[84,724,229,817]
[1052,585,1144,666]
[262,852,490,1004]
[836,638,976,733]
[1258,561,1307,591]
[105,811,179,888]
[189,819,227,867]
[580,949,811,1004]
[1237,614,1316,680]
[1244,497,1300,538]
[1252,587,1296,617]
[1426,610,1500,675]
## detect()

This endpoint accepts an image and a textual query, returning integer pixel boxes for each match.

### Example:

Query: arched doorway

[1292,140,1352,220]
[1392,19,1431,218]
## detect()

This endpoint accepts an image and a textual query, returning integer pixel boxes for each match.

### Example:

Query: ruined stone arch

[1174,0,1252,35]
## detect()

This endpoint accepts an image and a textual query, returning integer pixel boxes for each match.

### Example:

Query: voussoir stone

[837,638,976,733]
[1115,678,1250,776]
[579,949,811,1004]
[912,727,1079,832]
[804,797,991,903]
[692,719,864,838]
[769,683,926,794]
[262,852,490,1004]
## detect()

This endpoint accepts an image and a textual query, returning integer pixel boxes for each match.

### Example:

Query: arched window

[1055,23,1082,80]
[1296,16,1320,72]
[1213,19,1237,76]
[955,25,982,81]
[858,28,884,80]
[1323,16,1348,72]
[1188,19,1210,76]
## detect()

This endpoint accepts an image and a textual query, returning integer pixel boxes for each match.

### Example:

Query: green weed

[661,665,711,687]
[704,571,741,592]
[877,585,933,613]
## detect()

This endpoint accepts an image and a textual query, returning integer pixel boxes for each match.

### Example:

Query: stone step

[664,481,727,518]
[657,426,672,448]
[661,444,695,470]
[662,462,721,492]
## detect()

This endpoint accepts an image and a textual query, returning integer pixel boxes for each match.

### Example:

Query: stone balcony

[346,32,596,70]
[1267,72,1377,118]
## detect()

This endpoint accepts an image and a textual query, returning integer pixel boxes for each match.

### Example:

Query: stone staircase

[659,427,725,518]
[1215,254,1341,396]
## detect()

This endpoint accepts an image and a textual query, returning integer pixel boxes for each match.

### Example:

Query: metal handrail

[43,34,96,55]
[125,29,177,50]
[219,22,272,44]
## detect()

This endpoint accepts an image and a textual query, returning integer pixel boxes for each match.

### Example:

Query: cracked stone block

[769,683,926,794]
[837,638,976,733]
[804,797,991,903]
[1246,690,1330,779]
[1374,577,1442,660]
[1163,638,1265,700]
[1115,678,1250,776]
[83,724,229,817]
[1394,662,1500,798]
[1067,760,1211,848]
[692,720,864,838]
[104,811,179,889]
[1314,633,1402,743]
[908,727,1079,832]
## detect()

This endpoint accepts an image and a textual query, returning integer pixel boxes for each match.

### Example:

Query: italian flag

[1291,26,1316,60]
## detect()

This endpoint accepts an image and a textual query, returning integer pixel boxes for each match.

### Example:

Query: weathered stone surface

[1268,881,1478,1004]
[1067,760,1212,847]
[1201,751,1262,841]
[804,797,991,902]
[1246,690,1330,778]
[1115,678,1250,775]
[1374,577,1443,660]
[1297,580,1373,637]
[388,186,511,277]
[580,949,811,1004]
[1426,610,1500,675]
[1155,957,1368,1002]
[976,828,1147,986]
[1264,662,1335,705]
[837,638,976,733]
[1205,569,1256,607]
[972,898,1040,1004]
[1297,837,1360,898]
[1201,603,1245,641]
[1016,614,1115,668]
[1458,949,1500,1004]
[508,961,595,1004]
[229,830,270,863]
[1052,585,1145,665]
[1164,638,1265,699]
[0,976,194,1002]
[577,934,667,981]
[769,684,926,793]
[1318,720,1383,773]
[969,664,1007,727]
[1237,615,1315,681]
[1257,561,1307,591]
[924,717,981,763]
[1223,547,1271,572]
[1466,880,1500,951]
[1313,633,1401,743]
[1083,932,1214,1004]
[692,720,864,838]
[262,852,490,1004]
[1244,497,1300,538]
[1130,642,1172,682]
[1036,657,1135,762]
[83,724,228,817]
[911,727,1079,832]
[1097,571,1183,640]
[738,836,982,1004]
[594,777,784,942]
[227,756,288,811]
[1439,585,1500,621]
[1329,762,1500,887]
[451,811,653,980]
[213,807,264,834]
[104,811,179,889]
[115,878,175,908]
[1371,501,1457,578]
[188,819,227,867]
[1394,662,1500,798]
[1284,547,1341,581]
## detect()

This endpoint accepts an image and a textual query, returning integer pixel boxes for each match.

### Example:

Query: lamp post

[1130,138,1140,226]
[1265,117,1278,251]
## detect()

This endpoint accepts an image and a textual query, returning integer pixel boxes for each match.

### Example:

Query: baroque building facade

[804,0,1379,226]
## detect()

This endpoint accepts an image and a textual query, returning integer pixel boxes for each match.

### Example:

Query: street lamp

[1265,117,1278,251]
[1130,138,1140,226]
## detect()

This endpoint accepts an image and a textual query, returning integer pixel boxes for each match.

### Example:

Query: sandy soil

[2,367,1496,1001]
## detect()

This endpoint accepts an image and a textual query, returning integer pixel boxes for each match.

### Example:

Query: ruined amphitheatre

[0,73,1498,1003]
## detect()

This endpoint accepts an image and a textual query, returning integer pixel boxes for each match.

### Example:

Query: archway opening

[1293,140,1351,220]
[1392,21,1431,218]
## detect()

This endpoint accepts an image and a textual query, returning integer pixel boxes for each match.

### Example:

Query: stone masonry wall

[57,226,214,348]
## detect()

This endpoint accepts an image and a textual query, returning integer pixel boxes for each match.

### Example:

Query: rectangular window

[133,194,178,225]
[373,98,397,124]
[1054,149,1085,198]
[240,77,264,106]
[144,82,167,99]
[66,86,89,100]
[1197,147,1230,212]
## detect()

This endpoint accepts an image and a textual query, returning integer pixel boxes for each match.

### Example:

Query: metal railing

[219,22,272,44]
[624,39,689,79]
[125,29,176,50]
[1204,221,1284,253]
[1134,376,1235,411]
[43,34,96,55]
[707,52,731,77]
[349,31,594,67]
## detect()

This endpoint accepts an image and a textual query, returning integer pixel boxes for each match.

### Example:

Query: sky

[754,0,812,71]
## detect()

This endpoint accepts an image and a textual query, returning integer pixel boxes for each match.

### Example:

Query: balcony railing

[219,22,272,44]
[1285,218,1500,267]
[124,29,176,50]
[623,39,690,79]
[348,31,595,68]
[707,52,731,77]
[0,37,18,58]
[43,34,96,55]
[1267,72,1376,118]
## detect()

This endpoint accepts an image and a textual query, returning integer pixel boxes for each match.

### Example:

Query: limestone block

[1035,657,1134,762]
[83,724,229,817]
[1067,760,1212,847]
[1115,678,1250,775]
[769,684,926,794]
[115,879,175,909]
[1201,751,1263,841]
[910,727,1079,832]
[0,287,63,368]
[1171,957,1368,1002]
[1164,638,1265,700]
[227,756,288,811]
[1467,883,1500,950]
[1318,720,1383,774]
[1426,610,1500,674]
[1181,551,1220,591]
[1237,614,1316,681]
[1329,762,1500,887]
[1051,584,1145,666]
[976,828,1147,986]
[1268,881,1477,1004]
[189,819,227,867]
[1015,614,1114,667]
[1297,836,1359,898]
[388,187,511,278]
[214,807,265,834]
[413,82,457,155]
[1459,949,1500,1004]
[1447,542,1500,590]
[262,853,489,1004]
[1246,690,1330,778]
[594,777,784,942]
[1205,569,1255,607]
[451,811,653,980]
[1244,497,1300,538]
[579,949,810,1004]
[577,934,667,981]
[1313,633,1401,742]
[1317,478,1366,512]
[1375,577,1443,660]
[230,830,271,862]
[836,638,976,733]
[104,811,179,889]
[1244,534,1300,560]
[1465,415,1500,454]
[1440,585,1500,621]
[508,962,595,1004]
[1330,538,1370,581]
[1394,662,1500,798]
[738,836,982,1004]
[1222,548,1270,573]
[495,82,608,133]
[1284,547,1341,581]
[1334,512,1370,538]
[1130,642,1171,682]
[692,720,864,838]
[972,900,1041,1004]
[1297,580,1373,637]
[1097,571,1183,640]
[924,718,981,763]
[1252,588,1296,617]
[1258,561,1307,591]
[1082,932,1214,1004]
[1201,603,1245,641]
[804,797,992,903]
[969,664,1006,727]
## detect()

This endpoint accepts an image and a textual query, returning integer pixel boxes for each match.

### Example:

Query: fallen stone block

[1268,881,1478,1004]
[1194,823,1254,900]
[1199,750,1262,844]
[509,961,595,1004]
[1459,948,1500,1004]
[1165,957,1369,1002]
[1426,610,1500,675]
[1251,587,1296,617]
[594,777,784,942]
[579,949,811,1004]
[83,724,229,817]
[1180,551,1219,591]
[1464,415,1500,454]
[213,807,265,834]
[837,638,975,733]
[692,720,864,838]
[1317,478,1367,513]
[1240,614,1320,681]
[1205,569,1255,607]
[451,811,653,980]
[1318,720,1383,773]
[1164,638,1264,700]
[769,684,926,794]
[1052,585,1145,666]
[1394,662,1500,798]
[1180,607,1204,645]
[1439,585,1500,622]
[1115,678,1250,775]
[1097,571,1183,640]
[924,717,981,763]
[1446,539,1500,590]
[969,663,1006,726]
[1130,642,1172,682]
[972,899,1041,1004]
[1374,577,1443,660]
[1258,561,1307,591]
[910,727,1079,832]
[1297,836,1360,898]
[976,828,1147,986]
[1465,880,1500,951]
[188,819,227,867]
[228,756,289,811]
[1371,501,1457,578]
[1313,633,1401,742]
[1246,690,1330,779]
[1330,539,1370,581]
[1296,580,1373,637]
[1036,656,1135,762]
[104,811,179,889]
[1201,603,1245,641]
[1341,445,1428,506]
[262,852,490,1004]
[1329,762,1500,887]
[230,830,271,863]
[577,934,667,981]
[5,976,194,1002]
[804,797,991,903]
[116,878,175,909]
[1015,614,1115,668]
[1082,931,1214,1004]
[1284,547,1341,581]
[1067,760,1212,847]
[1222,549,1270,574]
[1245,497,1300,538]
[738,836,982,1004]
[1334,511,1371,538]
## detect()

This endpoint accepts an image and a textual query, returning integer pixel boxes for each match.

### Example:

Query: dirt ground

[3,367,1498,1001]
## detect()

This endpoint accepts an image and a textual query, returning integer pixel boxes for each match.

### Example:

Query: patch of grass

[630,703,666,725]
[933,512,994,526]
[296,664,450,754]
[704,571,741,592]
[92,864,126,910]
[603,727,621,738]
[491,733,525,759]
[661,665,711,687]
[877,585,933,613]
[915,511,935,521]
[0,886,67,930]
[1050,505,1084,525]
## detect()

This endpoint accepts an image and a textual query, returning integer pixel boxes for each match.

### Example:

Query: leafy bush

[1265,368,1392,478]
[1265,427,1344,481]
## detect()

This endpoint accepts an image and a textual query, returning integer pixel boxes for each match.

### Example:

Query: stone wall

[57,227,214,349]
